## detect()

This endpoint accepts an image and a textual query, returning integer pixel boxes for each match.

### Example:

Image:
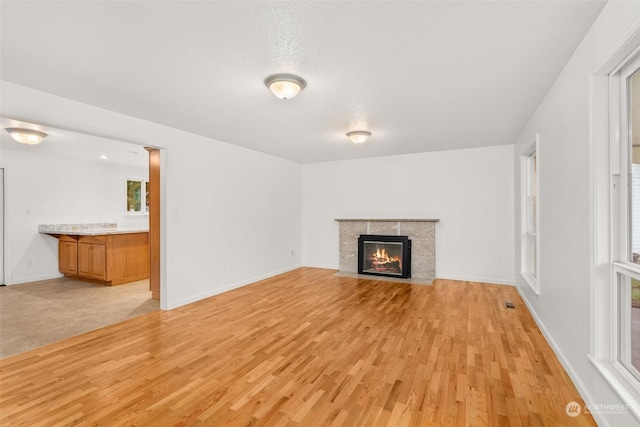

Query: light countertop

[38,223,148,236]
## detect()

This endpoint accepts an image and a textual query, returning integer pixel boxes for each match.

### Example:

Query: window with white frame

[521,141,538,293]
[590,34,640,422]
[126,178,149,216]
[612,57,640,385]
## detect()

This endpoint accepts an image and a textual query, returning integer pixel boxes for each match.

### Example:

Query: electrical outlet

[25,209,31,216]
[26,259,33,267]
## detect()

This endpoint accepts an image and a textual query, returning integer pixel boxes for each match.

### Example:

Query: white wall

[302,145,515,285]
[0,148,148,284]
[0,81,303,309]
[163,137,303,308]
[513,2,640,426]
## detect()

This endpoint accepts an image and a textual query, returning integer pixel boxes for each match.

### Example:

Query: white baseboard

[515,286,608,427]
[435,273,514,286]
[6,273,63,286]
[301,263,339,270]
[165,264,303,310]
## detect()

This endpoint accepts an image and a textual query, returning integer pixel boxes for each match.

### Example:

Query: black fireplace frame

[358,234,412,279]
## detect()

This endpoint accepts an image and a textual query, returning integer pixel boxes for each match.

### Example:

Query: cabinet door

[59,241,78,275]
[78,242,106,279]
[77,242,92,277]
[69,244,78,274]
[90,244,107,280]
[58,241,68,273]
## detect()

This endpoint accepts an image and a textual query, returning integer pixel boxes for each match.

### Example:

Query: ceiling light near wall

[264,73,306,100]
[5,128,47,145]
[346,130,371,144]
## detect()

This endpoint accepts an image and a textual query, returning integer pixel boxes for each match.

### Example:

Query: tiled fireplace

[336,219,438,281]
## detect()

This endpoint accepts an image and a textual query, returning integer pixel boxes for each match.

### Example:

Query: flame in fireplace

[375,248,391,262]
[370,247,402,271]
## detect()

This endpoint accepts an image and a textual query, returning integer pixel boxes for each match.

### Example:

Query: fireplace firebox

[358,235,411,279]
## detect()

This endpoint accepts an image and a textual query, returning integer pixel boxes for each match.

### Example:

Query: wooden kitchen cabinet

[78,236,107,281]
[58,235,78,275]
[54,232,148,286]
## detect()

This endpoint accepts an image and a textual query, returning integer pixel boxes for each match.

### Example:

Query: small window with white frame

[126,177,149,216]
[521,138,539,293]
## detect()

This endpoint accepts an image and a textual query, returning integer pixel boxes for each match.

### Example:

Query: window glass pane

[528,235,537,277]
[145,181,150,212]
[525,153,537,235]
[127,180,142,212]
[618,272,640,380]
[521,148,538,289]
[528,154,537,235]
[630,69,640,264]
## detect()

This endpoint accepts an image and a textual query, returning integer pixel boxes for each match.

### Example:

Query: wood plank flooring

[0,268,595,426]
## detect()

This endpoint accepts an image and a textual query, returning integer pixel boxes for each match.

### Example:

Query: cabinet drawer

[78,235,107,244]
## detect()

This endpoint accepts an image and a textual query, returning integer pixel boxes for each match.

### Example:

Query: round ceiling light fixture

[5,128,48,145]
[264,73,306,100]
[346,130,371,144]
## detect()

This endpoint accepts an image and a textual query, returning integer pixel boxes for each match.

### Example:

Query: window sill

[588,355,640,421]
[520,271,539,295]
[125,213,149,219]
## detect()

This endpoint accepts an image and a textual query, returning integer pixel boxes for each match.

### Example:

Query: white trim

[302,262,339,270]
[589,71,611,359]
[596,19,640,75]
[8,273,63,286]
[516,286,610,427]
[125,176,149,217]
[591,34,640,423]
[520,135,539,294]
[435,273,514,286]
[165,264,302,310]
[612,263,640,384]
[0,168,4,286]
[519,271,538,294]
[2,166,13,286]
[589,356,640,422]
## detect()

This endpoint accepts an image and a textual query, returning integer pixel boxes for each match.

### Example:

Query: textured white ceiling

[0,117,149,169]
[0,1,606,163]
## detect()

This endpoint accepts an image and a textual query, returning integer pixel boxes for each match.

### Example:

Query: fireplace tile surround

[336,219,439,281]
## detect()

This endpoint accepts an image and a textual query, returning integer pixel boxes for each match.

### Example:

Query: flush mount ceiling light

[5,128,48,145]
[264,73,306,100]
[346,130,371,144]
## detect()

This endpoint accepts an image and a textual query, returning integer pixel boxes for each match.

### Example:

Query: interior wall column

[144,147,160,301]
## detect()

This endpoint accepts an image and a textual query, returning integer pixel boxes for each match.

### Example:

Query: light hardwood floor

[0,268,595,426]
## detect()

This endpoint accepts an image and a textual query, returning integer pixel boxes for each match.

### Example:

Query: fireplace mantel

[335,218,438,281]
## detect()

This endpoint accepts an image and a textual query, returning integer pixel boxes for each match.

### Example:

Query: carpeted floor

[0,277,159,359]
